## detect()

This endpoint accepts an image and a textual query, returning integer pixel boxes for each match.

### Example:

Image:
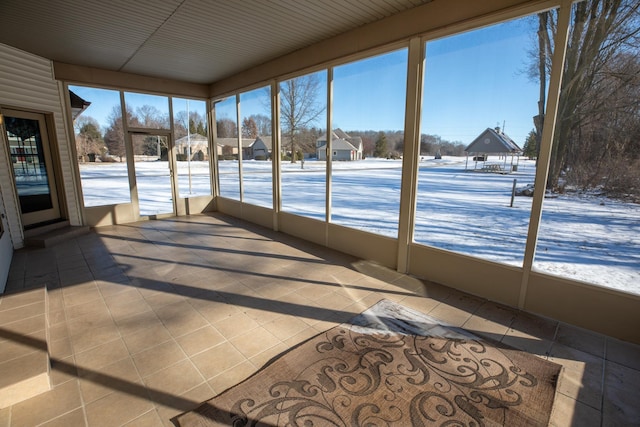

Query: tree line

[74,105,207,162]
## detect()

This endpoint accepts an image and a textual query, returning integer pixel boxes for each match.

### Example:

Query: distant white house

[175,133,209,160]
[316,129,363,161]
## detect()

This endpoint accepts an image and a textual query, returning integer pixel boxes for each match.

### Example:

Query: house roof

[317,129,363,151]
[465,128,522,154]
[253,136,272,150]
[69,90,91,120]
[175,133,208,145]
[215,137,255,147]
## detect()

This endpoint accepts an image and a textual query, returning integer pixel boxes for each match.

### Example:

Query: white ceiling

[0,0,431,84]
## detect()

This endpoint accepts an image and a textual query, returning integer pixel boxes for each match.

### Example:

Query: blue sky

[71,13,539,147]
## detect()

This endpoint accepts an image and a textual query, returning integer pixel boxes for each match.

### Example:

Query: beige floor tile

[602,360,640,425]
[190,341,246,380]
[144,360,206,405]
[49,356,78,387]
[555,323,606,358]
[85,388,154,427]
[606,337,640,371]
[62,287,103,308]
[48,320,70,342]
[123,409,164,427]
[66,310,114,338]
[0,288,44,311]
[69,322,121,354]
[549,343,604,410]
[122,322,174,355]
[0,406,8,427]
[208,360,257,395]
[0,301,45,325]
[75,337,130,371]
[212,311,260,339]
[153,300,209,338]
[0,328,44,363]
[549,392,601,427]
[143,291,185,310]
[392,294,439,314]
[114,309,162,337]
[133,340,187,378]
[154,382,216,426]
[65,298,109,321]
[190,297,240,324]
[39,408,87,427]
[249,342,291,368]
[175,326,226,357]
[502,311,558,356]
[229,326,281,359]
[10,380,82,426]
[79,357,142,404]
[104,290,151,320]
[262,316,309,341]
[463,314,511,342]
[429,303,474,327]
[95,279,134,299]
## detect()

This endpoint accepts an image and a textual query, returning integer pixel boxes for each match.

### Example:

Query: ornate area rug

[174,299,561,426]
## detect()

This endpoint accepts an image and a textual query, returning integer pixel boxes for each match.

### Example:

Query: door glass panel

[132,134,173,216]
[172,98,211,197]
[5,116,53,214]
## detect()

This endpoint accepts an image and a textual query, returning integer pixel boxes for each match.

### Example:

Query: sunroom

[0,0,638,425]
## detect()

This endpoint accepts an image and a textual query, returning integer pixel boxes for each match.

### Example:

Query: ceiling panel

[0,0,431,84]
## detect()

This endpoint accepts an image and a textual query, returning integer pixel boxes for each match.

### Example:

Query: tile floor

[0,213,639,426]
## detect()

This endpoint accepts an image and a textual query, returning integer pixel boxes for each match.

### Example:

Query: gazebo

[464,127,522,173]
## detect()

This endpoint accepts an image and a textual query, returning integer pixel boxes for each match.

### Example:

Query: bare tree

[241,117,258,138]
[280,74,325,162]
[533,0,640,190]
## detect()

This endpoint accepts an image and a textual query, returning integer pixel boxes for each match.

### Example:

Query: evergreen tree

[373,132,388,158]
[522,130,538,159]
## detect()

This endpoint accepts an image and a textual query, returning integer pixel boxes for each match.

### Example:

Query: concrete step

[24,225,91,248]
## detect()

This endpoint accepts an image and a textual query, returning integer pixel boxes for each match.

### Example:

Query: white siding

[0,43,81,248]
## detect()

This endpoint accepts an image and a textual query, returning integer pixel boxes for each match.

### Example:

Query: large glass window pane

[414,16,538,266]
[215,97,240,200]
[132,134,173,216]
[534,2,640,294]
[240,86,272,208]
[331,49,407,237]
[172,98,210,197]
[124,92,170,129]
[69,85,131,207]
[280,71,327,219]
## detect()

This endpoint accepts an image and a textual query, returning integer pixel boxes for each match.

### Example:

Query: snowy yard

[79,157,640,295]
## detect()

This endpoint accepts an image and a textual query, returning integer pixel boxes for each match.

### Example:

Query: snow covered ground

[79,157,640,295]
